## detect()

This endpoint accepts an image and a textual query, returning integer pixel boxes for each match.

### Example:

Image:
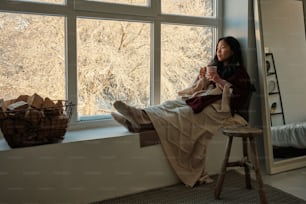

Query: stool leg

[214,136,233,199]
[249,137,268,204]
[242,137,252,189]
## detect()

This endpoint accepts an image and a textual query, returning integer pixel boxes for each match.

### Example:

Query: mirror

[254,0,306,174]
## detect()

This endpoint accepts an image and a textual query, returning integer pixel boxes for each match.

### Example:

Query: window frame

[0,0,223,130]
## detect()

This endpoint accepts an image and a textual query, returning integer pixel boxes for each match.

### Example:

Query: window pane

[0,12,65,101]
[12,0,65,4]
[162,0,215,17]
[161,24,214,103]
[85,0,148,6]
[77,18,150,118]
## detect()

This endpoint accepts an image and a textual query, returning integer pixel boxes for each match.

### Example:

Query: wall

[0,130,177,203]
[223,0,262,126]
[0,1,258,203]
[223,0,266,159]
[261,0,306,123]
[0,128,243,203]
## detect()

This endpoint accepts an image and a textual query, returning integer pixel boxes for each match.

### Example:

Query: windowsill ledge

[0,126,135,152]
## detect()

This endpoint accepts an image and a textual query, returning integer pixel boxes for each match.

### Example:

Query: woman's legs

[111,112,141,132]
[113,100,152,125]
[112,100,154,132]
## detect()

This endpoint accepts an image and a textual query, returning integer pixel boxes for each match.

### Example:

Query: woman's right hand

[198,67,206,79]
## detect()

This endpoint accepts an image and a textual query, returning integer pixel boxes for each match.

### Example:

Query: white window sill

[0,125,135,152]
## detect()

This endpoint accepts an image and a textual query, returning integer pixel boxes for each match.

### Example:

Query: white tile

[238,167,306,201]
[262,167,306,201]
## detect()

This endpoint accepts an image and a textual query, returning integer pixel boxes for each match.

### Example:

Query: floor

[262,167,306,201]
[239,167,306,201]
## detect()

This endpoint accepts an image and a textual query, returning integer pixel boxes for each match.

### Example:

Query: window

[77,18,150,118]
[160,24,214,103]
[161,0,215,17]
[85,0,148,6]
[0,0,220,129]
[0,12,65,100]
[12,0,66,4]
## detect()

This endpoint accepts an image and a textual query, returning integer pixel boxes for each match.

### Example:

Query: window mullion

[150,0,160,15]
[150,0,161,105]
[74,0,155,17]
[0,1,67,15]
[151,20,161,106]
[66,13,78,122]
[216,0,223,40]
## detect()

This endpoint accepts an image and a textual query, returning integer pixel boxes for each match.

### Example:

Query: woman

[111,36,251,187]
[177,66,210,97]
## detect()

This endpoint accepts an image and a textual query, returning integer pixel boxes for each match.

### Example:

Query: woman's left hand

[205,69,221,83]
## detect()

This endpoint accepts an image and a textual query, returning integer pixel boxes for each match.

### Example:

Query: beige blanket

[144,84,247,187]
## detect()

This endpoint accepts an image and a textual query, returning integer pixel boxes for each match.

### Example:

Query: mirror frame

[254,0,306,174]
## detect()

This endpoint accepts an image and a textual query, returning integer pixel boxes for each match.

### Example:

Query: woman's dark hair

[213,36,244,66]
[210,36,245,79]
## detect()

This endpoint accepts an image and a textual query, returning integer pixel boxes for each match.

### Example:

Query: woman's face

[216,39,234,64]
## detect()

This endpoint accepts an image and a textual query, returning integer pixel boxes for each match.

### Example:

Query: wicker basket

[0,101,73,148]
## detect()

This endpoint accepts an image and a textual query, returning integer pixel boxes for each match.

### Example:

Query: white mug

[207,65,217,73]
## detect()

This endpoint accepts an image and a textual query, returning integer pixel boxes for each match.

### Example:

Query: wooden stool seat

[214,126,268,204]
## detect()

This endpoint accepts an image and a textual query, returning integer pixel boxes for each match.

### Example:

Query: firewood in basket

[16,95,30,103]
[51,115,68,129]
[39,117,53,140]
[43,97,56,108]
[7,101,29,111]
[1,118,15,136]
[25,108,43,126]
[55,100,64,114]
[14,120,31,138]
[43,97,60,116]
[3,119,29,146]
[0,99,6,119]
[27,93,44,109]
[3,99,17,111]
[42,117,52,128]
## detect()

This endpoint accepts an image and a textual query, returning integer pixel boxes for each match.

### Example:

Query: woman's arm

[205,68,231,90]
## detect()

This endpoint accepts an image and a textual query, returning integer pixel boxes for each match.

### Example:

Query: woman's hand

[205,69,221,83]
[205,70,228,89]
[198,67,206,79]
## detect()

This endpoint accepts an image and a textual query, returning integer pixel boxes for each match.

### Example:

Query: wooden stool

[214,126,268,204]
